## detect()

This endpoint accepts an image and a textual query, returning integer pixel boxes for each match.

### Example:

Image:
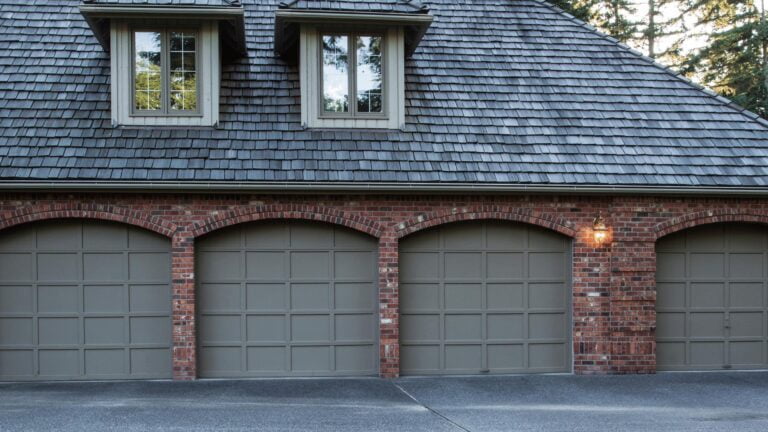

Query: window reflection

[356,36,382,113]
[134,32,162,111]
[322,35,349,113]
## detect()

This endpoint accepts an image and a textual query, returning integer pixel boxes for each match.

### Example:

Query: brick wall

[1,192,766,379]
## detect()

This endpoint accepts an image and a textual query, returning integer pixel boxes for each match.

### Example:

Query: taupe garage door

[399,221,571,375]
[656,224,768,371]
[197,221,378,377]
[0,220,172,381]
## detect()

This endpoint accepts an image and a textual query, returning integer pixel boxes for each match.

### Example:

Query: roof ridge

[532,0,768,131]
[279,0,428,12]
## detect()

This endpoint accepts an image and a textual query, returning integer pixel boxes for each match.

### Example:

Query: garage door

[656,224,768,370]
[399,221,571,375]
[197,221,378,377]
[0,220,172,381]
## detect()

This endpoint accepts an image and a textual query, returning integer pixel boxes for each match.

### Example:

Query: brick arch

[0,204,176,238]
[654,210,768,240]
[395,206,577,239]
[191,205,384,238]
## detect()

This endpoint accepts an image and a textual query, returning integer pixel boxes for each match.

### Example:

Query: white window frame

[111,20,220,127]
[300,25,405,130]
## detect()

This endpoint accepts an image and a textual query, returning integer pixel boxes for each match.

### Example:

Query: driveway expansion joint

[390,381,472,432]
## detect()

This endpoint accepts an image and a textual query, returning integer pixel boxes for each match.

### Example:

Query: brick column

[378,234,399,377]
[171,231,196,380]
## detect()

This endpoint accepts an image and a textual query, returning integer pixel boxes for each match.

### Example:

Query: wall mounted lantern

[593,213,608,245]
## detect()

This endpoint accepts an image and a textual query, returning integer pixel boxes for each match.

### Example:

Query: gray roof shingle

[1,0,768,187]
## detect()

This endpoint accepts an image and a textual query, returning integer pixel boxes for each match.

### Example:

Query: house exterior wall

[0,192,766,380]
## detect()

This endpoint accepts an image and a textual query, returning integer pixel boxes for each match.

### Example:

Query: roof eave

[274,9,433,63]
[78,3,247,59]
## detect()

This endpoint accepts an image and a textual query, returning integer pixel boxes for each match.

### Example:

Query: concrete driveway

[1,373,768,431]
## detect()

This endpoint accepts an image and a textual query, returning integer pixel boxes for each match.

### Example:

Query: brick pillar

[378,234,399,377]
[572,228,612,373]
[609,240,656,373]
[171,231,196,380]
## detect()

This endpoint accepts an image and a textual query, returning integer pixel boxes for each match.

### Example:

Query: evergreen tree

[682,0,768,117]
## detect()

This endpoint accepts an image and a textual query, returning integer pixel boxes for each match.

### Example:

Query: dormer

[79,1,247,127]
[274,1,432,130]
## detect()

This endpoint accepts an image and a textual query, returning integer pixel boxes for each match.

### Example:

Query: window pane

[134,31,162,111]
[356,36,382,113]
[322,35,349,113]
[170,32,197,111]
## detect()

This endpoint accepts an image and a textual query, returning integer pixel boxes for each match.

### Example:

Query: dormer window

[274,6,432,130]
[78,3,247,128]
[321,33,384,117]
[133,29,199,115]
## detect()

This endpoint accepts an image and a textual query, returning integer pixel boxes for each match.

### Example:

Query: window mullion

[162,29,169,115]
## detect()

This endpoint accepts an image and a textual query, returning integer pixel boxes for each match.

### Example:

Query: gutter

[0,182,767,196]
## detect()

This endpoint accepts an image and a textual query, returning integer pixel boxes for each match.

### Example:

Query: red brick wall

[1,193,766,379]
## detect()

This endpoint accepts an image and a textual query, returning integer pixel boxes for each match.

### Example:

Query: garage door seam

[390,382,471,432]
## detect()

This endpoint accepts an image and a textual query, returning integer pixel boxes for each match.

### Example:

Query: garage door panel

[39,318,78,345]
[130,285,171,313]
[730,341,764,365]
[335,283,375,310]
[444,315,482,341]
[131,317,170,345]
[291,315,330,342]
[445,345,482,370]
[85,285,124,313]
[247,346,285,372]
[0,253,31,282]
[0,350,33,377]
[487,283,524,310]
[729,254,764,279]
[400,252,439,280]
[690,342,724,366]
[335,345,373,372]
[39,350,79,376]
[689,253,725,279]
[84,224,126,250]
[291,346,330,371]
[199,283,241,312]
[529,253,564,279]
[129,253,169,282]
[656,313,685,338]
[445,284,482,310]
[335,251,373,279]
[128,227,167,250]
[730,283,764,308]
[290,252,329,279]
[130,348,171,375]
[444,253,482,279]
[529,283,566,309]
[199,251,241,280]
[487,314,524,340]
[247,315,286,342]
[657,282,685,309]
[247,283,286,310]
[0,286,33,313]
[730,312,764,338]
[38,254,78,281]
[488,344,524,369]
[401,222,571,375]
[335,314,373,341]
[291,283,329,310]
[690,283,725,308]
[84,318,124,345]
[656,224,768,371]
[197,221,379,377]
[401,283,440,311]
[401,315,440,342]
[529,344,566,369]
[38,285,79,313]
[0,318,32,345]
[84,253,124,281]
[487,253,524,279]
[37,222,81,250]
[85,349,124,376]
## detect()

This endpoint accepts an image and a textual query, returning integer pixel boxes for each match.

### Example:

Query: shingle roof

[1,0,768,187]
